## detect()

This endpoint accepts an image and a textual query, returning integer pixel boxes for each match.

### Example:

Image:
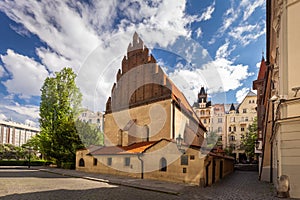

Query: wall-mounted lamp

[292,86,300,97]
[176,134,185,153]
[270,94,279,102]
[255,140,259,149]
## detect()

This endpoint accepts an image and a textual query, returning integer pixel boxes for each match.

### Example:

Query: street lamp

[27,147,33,169]
[176,134,185,153]
[255,140,259,149]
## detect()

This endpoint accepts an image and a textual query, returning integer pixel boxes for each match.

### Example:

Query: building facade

[253,0,300,198]
[193,87,212,133]
[78,109,104,132]
[76,33,234,186]
[225,91,257,162]
[0,120,39,147]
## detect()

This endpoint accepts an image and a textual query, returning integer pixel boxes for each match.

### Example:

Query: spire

[229,103,235,111]
[199,86,206,95]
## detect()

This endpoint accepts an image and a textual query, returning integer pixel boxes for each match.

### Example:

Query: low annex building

[76,33,234,186]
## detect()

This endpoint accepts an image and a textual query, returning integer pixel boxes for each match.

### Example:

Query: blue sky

[0,0,265,126]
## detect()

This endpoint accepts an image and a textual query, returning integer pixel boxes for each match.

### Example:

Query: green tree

[206,130,220,149]
[75,120,104,146]
[241,118,258,161]
[39,67,83,166]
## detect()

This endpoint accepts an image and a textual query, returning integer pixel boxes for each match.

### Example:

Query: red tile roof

[257,57,267,80]
[90,141,158,155]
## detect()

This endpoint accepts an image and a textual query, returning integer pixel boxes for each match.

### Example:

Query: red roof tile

[257,57,267,80]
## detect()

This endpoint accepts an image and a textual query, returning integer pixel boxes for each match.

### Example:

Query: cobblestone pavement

[0,168,287,200]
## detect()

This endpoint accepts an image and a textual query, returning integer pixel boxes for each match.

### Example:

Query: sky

[0,0,266,126]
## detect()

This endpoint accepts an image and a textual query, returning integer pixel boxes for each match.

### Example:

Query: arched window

[159,157,167,172]
[200,110,204,115]
[79,158,85,167]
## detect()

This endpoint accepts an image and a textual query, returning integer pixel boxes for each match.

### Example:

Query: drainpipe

[270,101,274,183]
[137,153,144,179]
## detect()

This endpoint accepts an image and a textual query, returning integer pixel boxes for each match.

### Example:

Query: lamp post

[176,134,185,154]
[27,147,33,169]
[255,139,260,150]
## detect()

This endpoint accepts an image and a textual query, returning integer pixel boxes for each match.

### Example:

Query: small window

[93,158,98,166]
[107,157,112,166]
[241,127,245,132]
[218,118,222,123]
[79,158,85,167]
[181,155,189,165]
[203,119,207,124]
[183,168,187,173]
[218,127,222,132]
[159,157,167,172]
[233,126,236,132]
[190,155,195,160]
[245,117,248,121]
[243,109,247,113]
[97,119,100,123]
[125,157,130,166]
[229,127,231,132]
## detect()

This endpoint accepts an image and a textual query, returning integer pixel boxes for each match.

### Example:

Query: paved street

[0,168,282,200]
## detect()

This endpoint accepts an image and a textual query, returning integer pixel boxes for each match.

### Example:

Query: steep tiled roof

[246,90,257,97]
[257,57,267,80]
[90,141,158,155]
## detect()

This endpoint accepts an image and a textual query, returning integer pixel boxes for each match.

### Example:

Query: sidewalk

[34,166,188,195]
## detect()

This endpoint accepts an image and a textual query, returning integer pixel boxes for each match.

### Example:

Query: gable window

[107,157,112,166]
[243,109,247,113]
[124,157,130,166]
[159,157,167,172]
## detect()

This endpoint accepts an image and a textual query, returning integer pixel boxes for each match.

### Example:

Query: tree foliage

[241,118,258,160]
[39,67,83,165]
[206,130,220,149]
[75,120,104,147]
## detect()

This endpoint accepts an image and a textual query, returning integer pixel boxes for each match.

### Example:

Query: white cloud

[24,119,37,127]
[215,40,236,59]
[0,113,7,120]
[228,23,265,46]
[198,2,215,21]
[195,27,202,38]
[201,58,251,92]
[202,49,209,59]
[0,49,49,98]
[0,65,5,77]
[256,61,261,68]
[0,0,202,114]
[4,103,39,120]
[236,87,250,103]
[168,57,252,104]
[241,0,265,21]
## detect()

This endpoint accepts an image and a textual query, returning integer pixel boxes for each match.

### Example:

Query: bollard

[277,175,290,198]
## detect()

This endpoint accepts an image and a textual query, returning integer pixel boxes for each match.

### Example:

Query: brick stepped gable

[105,32,173,113]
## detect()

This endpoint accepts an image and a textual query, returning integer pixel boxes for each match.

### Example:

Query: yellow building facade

[254,0,300,198]
[76,33,234,186]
